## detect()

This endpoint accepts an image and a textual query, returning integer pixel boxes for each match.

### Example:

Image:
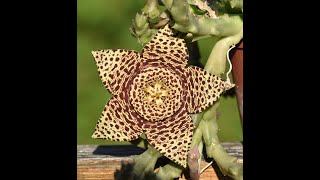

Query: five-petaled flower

[91,24,234,167]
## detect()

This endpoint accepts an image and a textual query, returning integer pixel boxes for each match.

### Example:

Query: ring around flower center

[130,67,183,122]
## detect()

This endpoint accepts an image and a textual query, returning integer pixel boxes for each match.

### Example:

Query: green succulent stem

[155,162,184,180]
[133,144,163,179]
[142,0,161,19]
[161,0,242,38]
[204,29,243,75]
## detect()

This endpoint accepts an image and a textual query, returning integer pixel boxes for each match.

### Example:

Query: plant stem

[204,29,243,75]
[155,162,184,180]
[161,0,243,37]
[133,145,163,179]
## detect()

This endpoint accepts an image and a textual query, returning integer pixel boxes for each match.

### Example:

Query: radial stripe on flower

[92,49,141,95]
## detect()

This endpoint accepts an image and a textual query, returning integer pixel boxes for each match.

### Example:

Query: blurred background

[77,0,243,145]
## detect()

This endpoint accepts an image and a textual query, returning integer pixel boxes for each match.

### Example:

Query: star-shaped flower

[91,24,234,168]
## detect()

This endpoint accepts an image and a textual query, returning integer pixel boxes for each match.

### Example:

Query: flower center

[130,67,183,122]
[143,81,171,105]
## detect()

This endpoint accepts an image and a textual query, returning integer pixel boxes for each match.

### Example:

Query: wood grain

[77,142,243,180]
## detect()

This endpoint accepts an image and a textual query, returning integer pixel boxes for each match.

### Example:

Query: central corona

[130,67,183,122]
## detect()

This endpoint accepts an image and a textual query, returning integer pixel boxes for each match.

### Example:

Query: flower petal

[185,66,235,113]
[92,49,141,95]
[141,24,188,68]
[92,96,143,141]
[142,110,193,168]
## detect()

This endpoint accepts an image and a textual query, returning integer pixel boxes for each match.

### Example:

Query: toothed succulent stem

[161,0,242,37]
[142,0,161,19]
[133,144,163,179]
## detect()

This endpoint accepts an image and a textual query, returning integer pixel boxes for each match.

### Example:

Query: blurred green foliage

[77,0,243,145]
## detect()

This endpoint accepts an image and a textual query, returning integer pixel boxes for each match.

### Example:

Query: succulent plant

[91,0,243,179]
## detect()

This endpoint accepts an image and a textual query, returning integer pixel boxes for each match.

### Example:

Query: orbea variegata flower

[91,24,234,167]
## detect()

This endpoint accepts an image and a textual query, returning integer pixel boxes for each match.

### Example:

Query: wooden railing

[77,142,243,180]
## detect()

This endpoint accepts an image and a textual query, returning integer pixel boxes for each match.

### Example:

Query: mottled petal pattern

[92,96,143,141]
[142,110,193,168]
[185,66,235,113]
[91,24,235,169]
[92,49,141,95]
[141,24,189,68]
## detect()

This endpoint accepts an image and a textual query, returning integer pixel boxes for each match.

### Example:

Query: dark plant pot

[231,40,243,127]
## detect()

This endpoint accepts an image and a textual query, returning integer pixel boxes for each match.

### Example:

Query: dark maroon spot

[150,129,156,133]
[148,52,158,57]
[163,144,167,147]
[115,113,120,119]
[162,33,169,36]
[125,126,129,131]
[169,42,175,46]
[178,43,182,46]
[172,146,177,150]
[115,124,119,129]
